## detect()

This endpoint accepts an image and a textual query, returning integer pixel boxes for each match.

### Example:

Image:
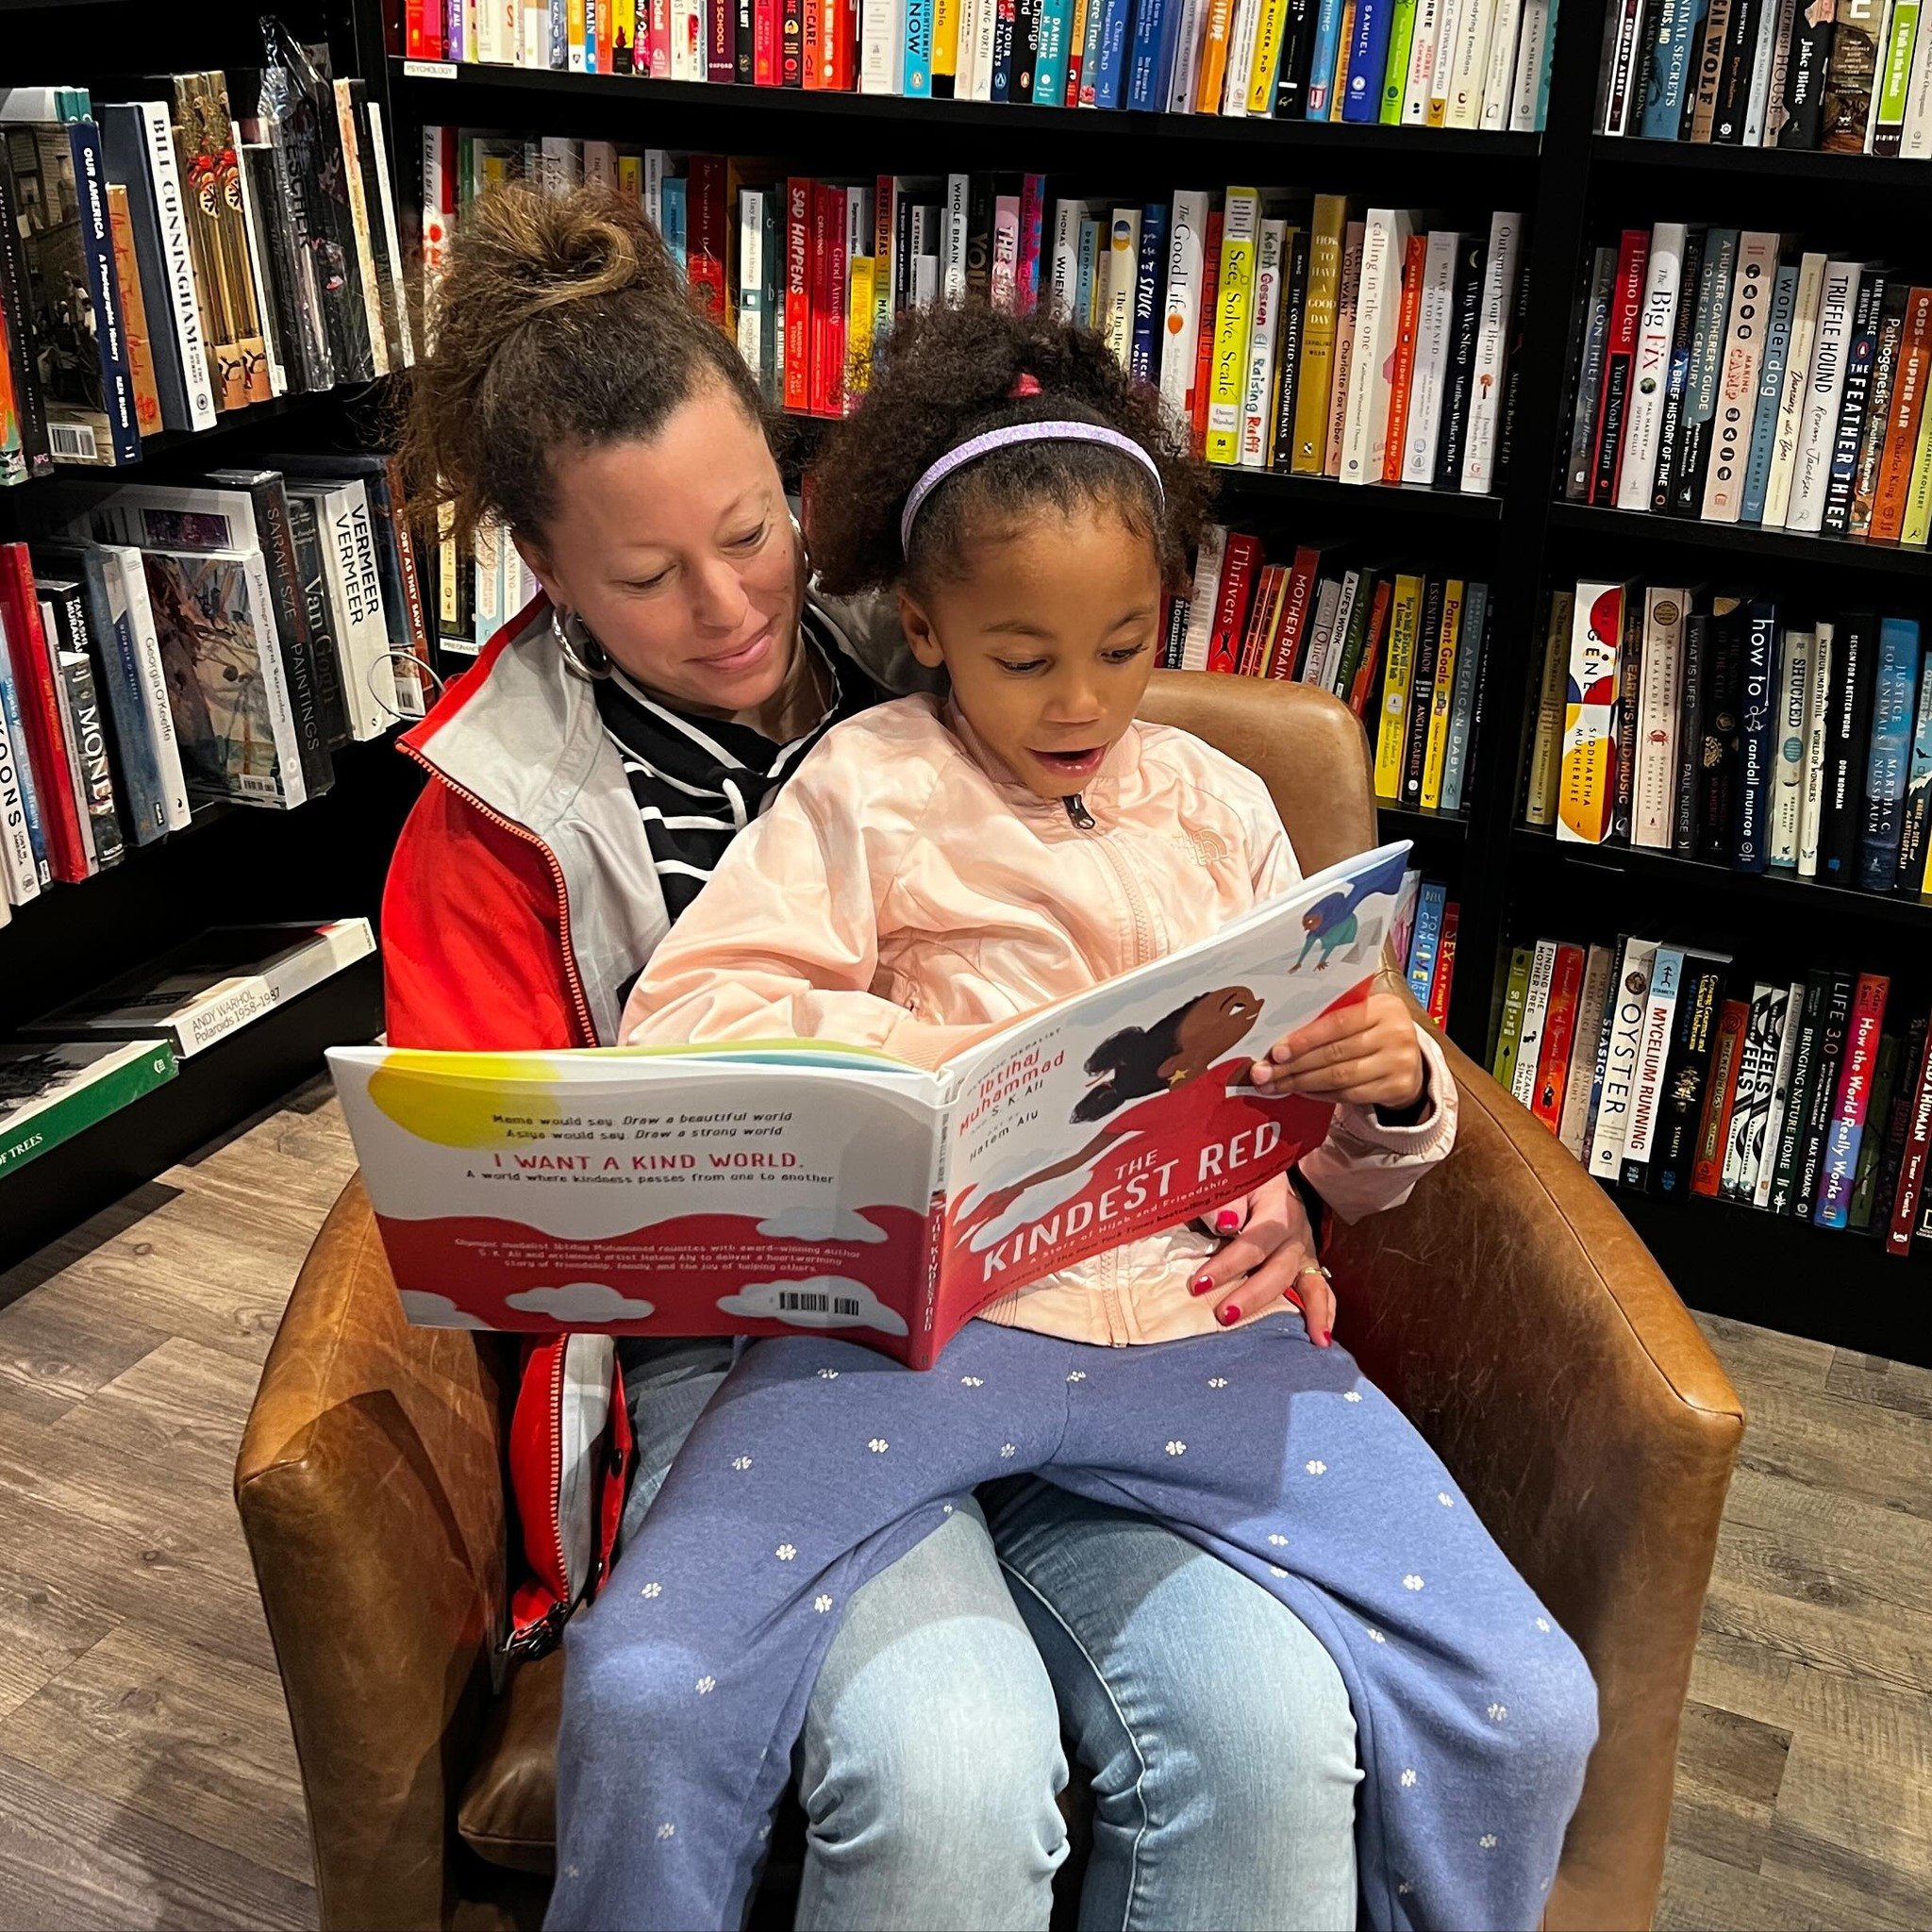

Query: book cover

[1291,194,1350,475]
[1703,231,1780,521]
[1511,938,1559,1112]
[1652,953,1729,1195]
[1621,943,1685,1188]
[1788,258,1864,531]
[1241,219,1287,468]
[1857,616,1921,888]
[1692,996,1751,1197]
[1824,268,1889,535]
[0,1039,177,1178]
[1557,581,1625,845]
[1433,227,1488,491]
[1733,599,1779,870]
[1815,971,1890,1225]
[1886,1018,1932,1251]
[1725,980,1788,1198]
[1558,941,1616,1158]
[1532,941,1587,1131]
[1634,586,1688,849]
[1821,0,1884,145]
[1617,224,1689,513]
[1594,228,1653,506]
[1374,573,1421,798]
[1671,226,1740,516]
[1341,207,1411,485]
[1459,208,1522,495]
[1524,590,1574,828]
[1402,229,1460,486]
[1770,624,1812,867]
[1207,190,1260,467]
[1650,225,1708,514]
[1206,532,1262,674]
[1404,876,1447,1004]
[1491,942,1535,1091]
[1793,968,1856,1218]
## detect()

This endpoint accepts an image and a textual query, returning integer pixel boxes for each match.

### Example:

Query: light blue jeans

[619,1340,1362,1931]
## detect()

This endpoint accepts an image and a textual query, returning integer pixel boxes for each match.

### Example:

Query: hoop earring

[553,605,611,681]
[790,508,811,578]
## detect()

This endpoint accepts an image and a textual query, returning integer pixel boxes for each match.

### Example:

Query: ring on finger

[1299,1262,1333,1282]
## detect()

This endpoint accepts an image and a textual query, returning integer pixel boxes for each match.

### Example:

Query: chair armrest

[1325,1044,1743,1932]
[236,1176,520,1931]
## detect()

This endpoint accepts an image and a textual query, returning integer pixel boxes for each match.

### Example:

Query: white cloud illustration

[716,1275,908,1336]
[505,1281,658,1321]
[397,1290,492,1330]
[755,1205,891,1244]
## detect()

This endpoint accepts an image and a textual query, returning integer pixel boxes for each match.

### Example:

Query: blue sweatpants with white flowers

[550,1314,1598,1932]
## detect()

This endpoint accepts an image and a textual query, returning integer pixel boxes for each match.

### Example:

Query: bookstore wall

[6,0,1932,1363]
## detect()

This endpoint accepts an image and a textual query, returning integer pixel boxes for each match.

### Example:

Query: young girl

[551,308,1597,1932]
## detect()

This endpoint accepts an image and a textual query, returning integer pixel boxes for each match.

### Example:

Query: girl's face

[899,504,1163,800]
[514,382,804,720]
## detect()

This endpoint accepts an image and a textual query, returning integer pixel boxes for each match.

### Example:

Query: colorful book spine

[1206,190,1260,467]
[1816,974,1890,1227]
[1557,580,1625,845]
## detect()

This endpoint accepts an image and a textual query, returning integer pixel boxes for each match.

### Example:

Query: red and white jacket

[381,590,922,1655]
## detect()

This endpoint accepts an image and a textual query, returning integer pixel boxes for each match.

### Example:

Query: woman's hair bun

[456,183,681,326]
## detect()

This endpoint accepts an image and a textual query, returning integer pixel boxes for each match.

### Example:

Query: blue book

[585,0,600,69]
[1532,0,1562,127]
[1741,264,1799,525]
[0,621,50,886]
[1638,0,1707,137]
[1130,204,1165,384]
[1406,880,1447,1006]
[660,179,687,270]
[1033,0,1072,102]
[905,0,936,92]
[1305,0,1349,118]
[550,0,568,65]
[1732,601,1779,873]
[60,121,141,466]
[1858,620,1923,891]
[1440,581,1487,814]
[1076,0,1108,99]
[992,0,1017,99]
[1093,0,1137,106]
[1074,218,1100,330]
[1127,0,1173,106]
[1340,0,1395,122]
[1895,655,1932,888]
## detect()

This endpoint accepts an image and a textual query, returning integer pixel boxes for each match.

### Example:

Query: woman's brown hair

[397,184,769,544]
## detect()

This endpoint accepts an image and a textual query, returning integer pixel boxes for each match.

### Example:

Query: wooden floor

[0,1084,1927,1930]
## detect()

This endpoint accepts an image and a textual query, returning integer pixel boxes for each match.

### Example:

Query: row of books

[0,464,431,919]
[1166,527,1490,809]
[1391,870,1460,1022]
[408,0,1556,128]
[1,42,412,478]
[0,920,375,1180]
[1535,578,1932,897]
[1495,931,1932,1253]
[1599,0,1932,156]
[1565,225,1932,549]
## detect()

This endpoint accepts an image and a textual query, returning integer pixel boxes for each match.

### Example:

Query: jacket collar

[942,700,1144,819]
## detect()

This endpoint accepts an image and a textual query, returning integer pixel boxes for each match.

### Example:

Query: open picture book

[328,841,1412,1368]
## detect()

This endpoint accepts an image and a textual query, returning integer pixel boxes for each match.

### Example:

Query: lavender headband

[898,421,1166,554]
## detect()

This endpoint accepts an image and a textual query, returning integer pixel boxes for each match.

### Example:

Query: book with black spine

[1823,269,1887,537]
[1779,0,1835,142]
[1673,604,1708,856]
[1792,969,1855,1220]
[1594,231,1651,506]
[1672,226,1740,516]
[1650,225,1708,515]
[1713,0,1767,134]
[1818,608,1879,883]
[1732,598,1779,871]
[1651,952,1732,1195]
[1271,225,1311,476]
[39,576,119,872]
[1697,595,1746,861]
[1768,970,1829,1213]
[1566,247,1617,503]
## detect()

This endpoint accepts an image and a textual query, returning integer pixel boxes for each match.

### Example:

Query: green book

[1492,946,1536,1091]
[0,1039,177,1178]
[1380,0,1420,123]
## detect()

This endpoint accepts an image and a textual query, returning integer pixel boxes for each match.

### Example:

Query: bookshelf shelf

[1590,134,1932,189]
[1382,805,1471,841]
[1544,502,1932,579]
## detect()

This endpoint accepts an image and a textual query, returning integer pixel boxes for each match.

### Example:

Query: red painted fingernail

[1215,1209,1241,1234]
[1191,1274,1214,1295]
[1282,1287,1305,1312]
[1320,1327,1333,1347]
[1217,1305,1240,1326]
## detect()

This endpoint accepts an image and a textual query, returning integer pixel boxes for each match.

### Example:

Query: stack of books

[1600,0,1932,156]
[0,52,413,480]
[0,467,430,924]
[1562,225,1932,548]
[1493,932,1932,1253]
[1529,579,1931,897]
[1392,867,1461,1021]
[408,0,1557,129]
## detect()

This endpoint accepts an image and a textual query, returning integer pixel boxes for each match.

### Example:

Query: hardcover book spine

[1815,973,1890,1226]
[1761,251,1827,525]
[1568,248,1617,501]
[1531,941,1585,1129]
[1440,578,1487,812]
[1617,224,1688,512]
[1788,258,1862,532]
[1732,600,1778,870]
[1671,226,1739,515]
[1621,945,1684,1188]
[1241,220,1287,467]
[1702,231,1778,522]
[1459,208,1521,495]
[1797,621,1834,874]
[1741,261,1800,524]
[1634,586,1687,848]
[1652,957,1726,1196]
[1207,190,1260,467]
[1402,228,1459,485]
[1511,938,1558,1111]
[1559,943,1616,1158]
[1824,273,1886,534]
[1159,191,1210,425]
[1886,1020,1932,1250]
[1693,998,1751,1197]
[1857,616,1921,888]
[1770,625,1811,867]
[1557,580,1625,845]
[1792,970,1854,1219]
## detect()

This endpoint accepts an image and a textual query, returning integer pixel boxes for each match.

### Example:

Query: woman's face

[516,382,803,718]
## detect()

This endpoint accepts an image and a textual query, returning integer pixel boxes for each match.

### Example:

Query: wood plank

[1697,1311,1836,1398]
[1657,1841,1917,1932]
[0,1295,174,1428]
[1728,1380,1932,1526]
[1825,1350,1932,1424]
[1761,1731,1932,1926]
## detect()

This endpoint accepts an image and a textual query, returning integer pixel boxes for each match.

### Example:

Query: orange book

[1690,999,1750,1197]
[1238,565,1286,676]
[1193,0,1238,109]
[1347,578,1392,719]
[1191,210,1224,456]
[1381,232,1427,486]
[785,179,812,416]
[1872,288,1932,544]
[1532,942,1586,1131]
[105,185,161,439]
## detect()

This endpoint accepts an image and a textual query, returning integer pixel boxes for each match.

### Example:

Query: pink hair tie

[1008,372,1044,398]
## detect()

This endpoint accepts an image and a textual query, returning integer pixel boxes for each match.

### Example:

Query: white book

[969,0,999,99]
[1590,937,1659,1179]
[1223,0,1265,114]
[1404,0,1448,118]
[1786,259,1863,533]
[944,175,971,303]
[1459,209,1523,495]
[1241,221,1289,470]
[1426,0,1471,118]
[1633,587,1687,848]
[1702,231,1781,522]
[1341,208,1410,486]
[1443,0,1501,125]
[1301,576,1345,686]
[738,191,765,376]
[1797,620,1833,876]
[861,0,904,91]
[1049,200,1082,324]
[1508,0,1555,126]
[1160,191,1210,428]
[1615,223,1687,512]
[1558,942,1618,1159]
[1622,948,1684,1173]
[232,547,308,808]
[1478,0,1525,125]
[1106,208,1141,369]
[331,83,391,378]
[286,481,394,741]
[1179,525,1226,672]
[99,543,190,832]
[130,102,217,433]
[913,254,939,308]
[0,624,37,904]
[1752,980,1809,1208]
[1742,0,1782,142]
[1726,985,1784,1199]
[1761,252,1828,528]
[1769,626,1812,866]
[1167,0,1208,108]
[1511,940,1558,1111]
[520,3,546,63]
[1402,231,1459,485]
[1318,573,1362,691]
[671,0,704,77]
[1903,4,1932,152]
[363,106,417,369]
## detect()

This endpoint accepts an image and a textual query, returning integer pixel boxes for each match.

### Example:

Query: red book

[1018,174,1045,316]
[709,0,737,77]
[1267,543,1323,680]
[1206,533,1262,674]
[1887,1020,1932,1255]
[406,0,441,59]
[1381,233,1427,485]
[1690,999,1751,1198]
[756,0,781,77]
[1237,565,1285,677]
[1426,902,1459,1027]
[0,542,88,883]
[826,188,850,416]
[1346,578,1392,719]
[1532,942,1586,1131]
[808,184,837,417]
[1873,289,1932,544]
[1190,211,1223,457]
[686,156,730,330]
[784,179,811,414]
[645,0,673,75]
[1593,228,1651,506]
[834,0,857,88]
[598,0,616,70]
[1819,974,1890,1227]
[802,0,825,85]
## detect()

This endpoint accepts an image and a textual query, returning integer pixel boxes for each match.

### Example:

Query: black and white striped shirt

[595,608,880,920]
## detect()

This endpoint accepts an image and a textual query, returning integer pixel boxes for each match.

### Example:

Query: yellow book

[1291,193,1348,475]
[934,0,961,85]
[1207,188,1260,467]
[1421,581,1464,809]
[1374,575,1423,799]
[612,0,637,65]
[617,152,642,205]
[1246,0,1293,109]
[1903,385,1932,548]
[847,258,875,407]
[1524,591,1574,826]
[1194,0,1239,108]
[569,0,587,63]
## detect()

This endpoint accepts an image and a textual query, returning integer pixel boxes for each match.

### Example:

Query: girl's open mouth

[1032,746,1106,781]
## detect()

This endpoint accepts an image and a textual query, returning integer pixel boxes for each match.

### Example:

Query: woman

[389,185,1362,1929]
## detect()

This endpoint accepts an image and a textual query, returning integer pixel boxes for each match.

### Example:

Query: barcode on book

[48,422,100,462]
[777,1290,864,1316]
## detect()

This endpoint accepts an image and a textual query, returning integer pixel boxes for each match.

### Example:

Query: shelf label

[402,59,460,79]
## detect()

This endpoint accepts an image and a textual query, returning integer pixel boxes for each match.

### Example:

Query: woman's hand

[1249,989,1426,1112]
[1189,1172,1335,1344]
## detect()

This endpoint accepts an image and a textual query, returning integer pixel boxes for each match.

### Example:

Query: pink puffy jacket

[622,694,1457,1346]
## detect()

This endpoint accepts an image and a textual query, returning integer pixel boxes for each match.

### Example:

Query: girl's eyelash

[997,658,1048,675]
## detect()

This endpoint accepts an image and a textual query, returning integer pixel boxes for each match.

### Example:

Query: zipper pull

[1063,793,1095,829]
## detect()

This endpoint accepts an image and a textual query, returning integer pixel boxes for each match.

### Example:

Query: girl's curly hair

[806,304,1214,597]
[395,184,769,544]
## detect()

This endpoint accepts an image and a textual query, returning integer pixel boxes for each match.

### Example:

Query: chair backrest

[1141,671,1379,875]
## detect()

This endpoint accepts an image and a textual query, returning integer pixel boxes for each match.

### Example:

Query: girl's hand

[1190,1172,1335,1344]
[1249,990,1426,1112]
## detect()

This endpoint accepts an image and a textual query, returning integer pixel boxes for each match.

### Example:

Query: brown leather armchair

[237,674,1743,1932]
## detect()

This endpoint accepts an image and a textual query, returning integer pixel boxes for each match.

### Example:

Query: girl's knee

[1485,1620,1600,1791]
